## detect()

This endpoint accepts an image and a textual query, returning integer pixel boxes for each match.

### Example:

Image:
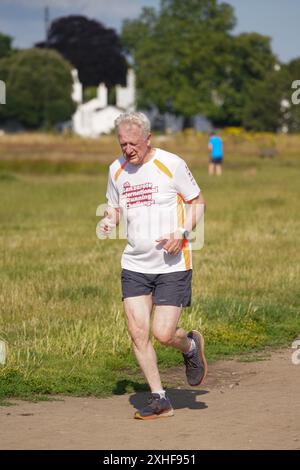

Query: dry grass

[0,130,300,165]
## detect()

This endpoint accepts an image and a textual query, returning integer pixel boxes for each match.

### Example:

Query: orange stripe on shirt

[153,159,173,178]
[177,194,184,226]
[177,194,191,270]
[114,160,128,181]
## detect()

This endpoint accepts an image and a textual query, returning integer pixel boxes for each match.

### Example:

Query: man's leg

[216,162,222,175]
[152,305,208,386]
[208,162,215,175]
[123,295,163,392]
[124,296,174,419]
[151,305,190,353]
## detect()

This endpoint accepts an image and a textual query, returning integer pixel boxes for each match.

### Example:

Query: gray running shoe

[134,393,174,420]
[183,330,208,386]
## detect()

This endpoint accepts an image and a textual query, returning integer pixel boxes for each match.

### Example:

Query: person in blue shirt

[208,131,223,176]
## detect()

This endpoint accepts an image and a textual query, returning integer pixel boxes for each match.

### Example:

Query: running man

[208,131,223,176]
[99,112,207,420]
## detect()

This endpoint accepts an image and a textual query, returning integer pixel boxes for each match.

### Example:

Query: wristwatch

[178,227,190,240]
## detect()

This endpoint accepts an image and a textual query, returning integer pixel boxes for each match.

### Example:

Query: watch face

[183,230,189,240]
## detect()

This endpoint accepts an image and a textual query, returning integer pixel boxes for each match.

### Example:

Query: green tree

[122,0,277,126]
[0,32,14,59]
[36,15,127,89]
[0,48,75,128]
[243,63,300,133]
[287,58,300,81]
[209,33,276,126]
[122,0,236,120]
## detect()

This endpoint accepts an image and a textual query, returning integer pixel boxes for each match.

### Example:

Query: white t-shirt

[106,148,201,274]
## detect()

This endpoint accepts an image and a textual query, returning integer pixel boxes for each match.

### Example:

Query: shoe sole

[190,330,208,386]
[134,409,174,420]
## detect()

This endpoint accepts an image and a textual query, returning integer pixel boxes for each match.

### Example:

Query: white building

[72,69,136,138]
[71,69,83,105]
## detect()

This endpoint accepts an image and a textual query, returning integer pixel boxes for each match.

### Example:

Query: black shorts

[211,157,223,165]
[121,269,192,307]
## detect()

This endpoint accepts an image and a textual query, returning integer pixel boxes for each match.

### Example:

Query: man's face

[118,123,151,165]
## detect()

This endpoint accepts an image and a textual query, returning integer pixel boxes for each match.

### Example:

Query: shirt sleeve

[106,168,120,208]
[173,159,201,202]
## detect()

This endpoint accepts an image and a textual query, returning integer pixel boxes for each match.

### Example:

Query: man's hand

[98,206,118,238]
[156,230,184,256]
[99,216,116,237]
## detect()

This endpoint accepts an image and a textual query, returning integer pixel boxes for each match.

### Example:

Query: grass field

[0,132,300,400]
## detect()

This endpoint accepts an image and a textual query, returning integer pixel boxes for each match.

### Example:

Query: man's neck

[142,147,155,164]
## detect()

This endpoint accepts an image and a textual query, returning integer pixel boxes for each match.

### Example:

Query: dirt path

[0,348,299,450]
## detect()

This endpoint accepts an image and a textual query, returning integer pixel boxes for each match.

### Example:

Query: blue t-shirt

[209,136,223,158]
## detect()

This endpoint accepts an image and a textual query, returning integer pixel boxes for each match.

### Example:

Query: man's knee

[129,326,149,350]
[153,330,175,346]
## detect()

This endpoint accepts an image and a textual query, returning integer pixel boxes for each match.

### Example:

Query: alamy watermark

[291,80,300,105]
[291,339,300,365]
[96,203,205,251]
[0,80,6,105]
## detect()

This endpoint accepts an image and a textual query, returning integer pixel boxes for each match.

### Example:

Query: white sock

[153,390,166,399]
[187,338,196,354]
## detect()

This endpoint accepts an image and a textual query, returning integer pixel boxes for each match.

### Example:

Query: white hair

[114,112,151,138]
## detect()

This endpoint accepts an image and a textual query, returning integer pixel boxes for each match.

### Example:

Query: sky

[0,0,299,63]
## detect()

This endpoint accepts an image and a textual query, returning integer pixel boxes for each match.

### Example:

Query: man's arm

[104,206,120,225]
[156,193,205,256]
[183,192,205,233]
[99,206,120,237]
